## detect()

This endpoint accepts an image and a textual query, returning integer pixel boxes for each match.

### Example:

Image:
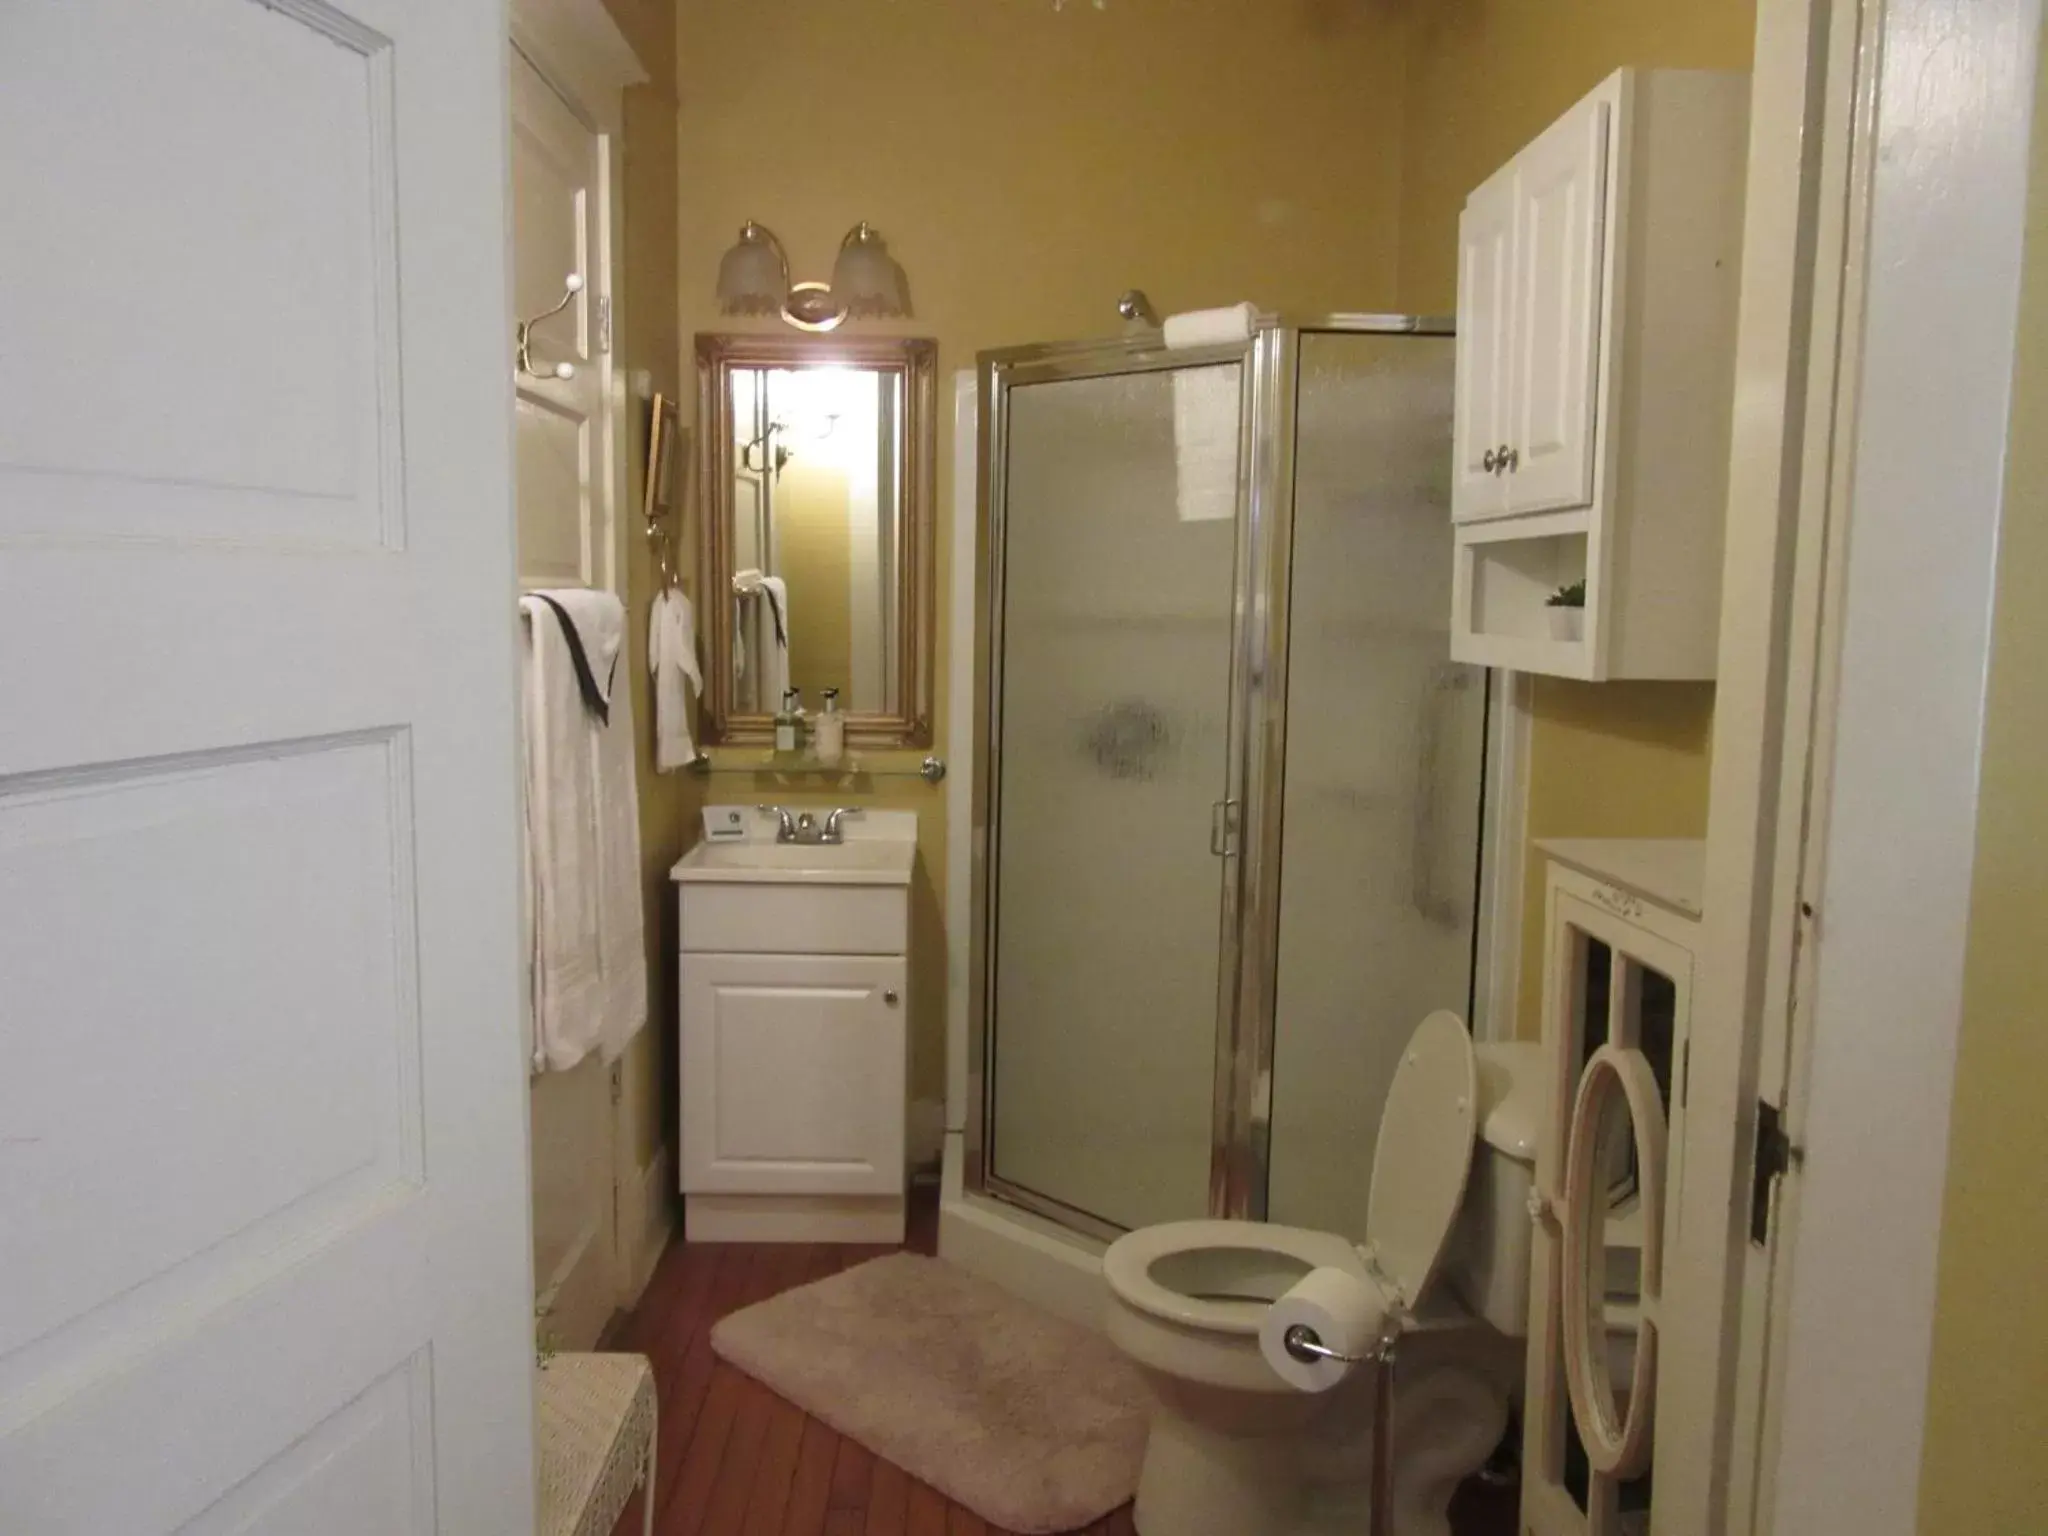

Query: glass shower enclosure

[968,317,1492,1241]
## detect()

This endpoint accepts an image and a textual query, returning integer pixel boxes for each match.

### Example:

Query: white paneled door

[511,40,625,1355]
[0,3,533,1533]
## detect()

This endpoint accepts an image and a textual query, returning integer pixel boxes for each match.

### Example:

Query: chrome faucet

[757,805,861,845]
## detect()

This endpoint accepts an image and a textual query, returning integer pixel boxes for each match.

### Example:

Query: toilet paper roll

[1258,1266,1390,1393]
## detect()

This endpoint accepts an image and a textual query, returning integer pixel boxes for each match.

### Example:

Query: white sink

[670,837,913,886]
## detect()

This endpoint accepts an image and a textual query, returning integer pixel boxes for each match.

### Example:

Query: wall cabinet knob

[883,989,899,1005]
[1482,447,1500,473]
[1504,446,1520,472]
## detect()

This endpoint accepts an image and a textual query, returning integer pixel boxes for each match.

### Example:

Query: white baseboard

[685,1192,906,1244]
[537,1215,613,1351]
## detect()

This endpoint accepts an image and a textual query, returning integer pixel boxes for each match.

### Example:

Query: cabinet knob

[1504,446,1520,472]
[1481,447,1500,473]
[883,989,899,1005]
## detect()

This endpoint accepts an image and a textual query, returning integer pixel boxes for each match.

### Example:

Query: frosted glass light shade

[716,221,789,316]
[831,222,911,318]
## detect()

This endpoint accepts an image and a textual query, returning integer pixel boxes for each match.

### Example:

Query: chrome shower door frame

[967,315,1454,1240]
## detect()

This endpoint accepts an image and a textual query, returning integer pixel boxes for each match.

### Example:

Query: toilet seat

[1103,1220,1369,1336]
[1104,1010,1479,1334]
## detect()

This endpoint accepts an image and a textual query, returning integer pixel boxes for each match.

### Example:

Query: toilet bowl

[1102,1013,1541,1536]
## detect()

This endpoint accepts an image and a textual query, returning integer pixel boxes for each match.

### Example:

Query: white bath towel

[520,589,647,1073]
[732,568,791,706]
[649,586,703,771]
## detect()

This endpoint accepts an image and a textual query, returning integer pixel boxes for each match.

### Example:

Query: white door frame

[1674,0,2042,1529]
[1759,0,2040,1530]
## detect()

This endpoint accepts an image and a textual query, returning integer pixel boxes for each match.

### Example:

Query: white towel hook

[517,273,583,381]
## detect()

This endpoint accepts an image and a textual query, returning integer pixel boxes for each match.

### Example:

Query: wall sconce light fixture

[714,220,912,332]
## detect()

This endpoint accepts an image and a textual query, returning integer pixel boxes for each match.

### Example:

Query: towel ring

[518,274,583,381]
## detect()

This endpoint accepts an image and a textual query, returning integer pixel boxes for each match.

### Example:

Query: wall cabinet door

[1508,95,1610,516]
[1453,168,1516,522]
[681,952,907,1197]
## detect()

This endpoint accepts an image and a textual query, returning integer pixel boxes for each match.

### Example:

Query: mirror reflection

[728,364,903,715]
[1590,1081,1645,1440]
[697,334,936,748]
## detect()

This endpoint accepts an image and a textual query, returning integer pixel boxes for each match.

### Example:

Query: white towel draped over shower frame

[731,567,791,708]
[519,589,647,1074]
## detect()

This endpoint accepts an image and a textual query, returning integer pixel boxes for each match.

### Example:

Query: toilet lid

[1365,1009,1479,1308]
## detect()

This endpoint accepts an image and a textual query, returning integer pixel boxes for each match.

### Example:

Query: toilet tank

[1444,1041,1543,1336]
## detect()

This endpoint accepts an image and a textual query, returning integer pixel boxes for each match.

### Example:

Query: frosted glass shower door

[987,362,1243,1232]
[1265,331,1487,1237]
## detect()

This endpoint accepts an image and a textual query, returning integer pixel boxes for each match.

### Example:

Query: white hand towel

[649,587,703,772]
[520,589,646,1074]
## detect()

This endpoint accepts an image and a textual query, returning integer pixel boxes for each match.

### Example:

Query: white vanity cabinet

[1451,68,1749,680]
[1521,839,1703,1536]
[672,809,915,1243]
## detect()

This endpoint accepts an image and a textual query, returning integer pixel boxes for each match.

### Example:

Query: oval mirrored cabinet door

[1560,1043,1669,1483]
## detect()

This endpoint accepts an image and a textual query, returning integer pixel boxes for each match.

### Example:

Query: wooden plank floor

[607,1193,1518,1536]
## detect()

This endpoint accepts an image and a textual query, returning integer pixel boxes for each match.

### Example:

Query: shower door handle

[1210,798,1240,857]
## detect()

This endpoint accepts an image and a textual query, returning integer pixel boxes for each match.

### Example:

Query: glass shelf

[685,750,946,783]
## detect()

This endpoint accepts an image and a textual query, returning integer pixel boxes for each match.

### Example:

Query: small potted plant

[1546,579,1586,641]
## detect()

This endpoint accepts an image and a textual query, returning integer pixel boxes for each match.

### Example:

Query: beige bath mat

[710,1253,1148,1533]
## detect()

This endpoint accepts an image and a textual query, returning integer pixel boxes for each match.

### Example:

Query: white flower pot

[1548,606,1584,642]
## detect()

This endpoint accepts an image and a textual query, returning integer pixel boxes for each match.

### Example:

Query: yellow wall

[1394,0,1754,1031]
[1917,37,2048,1529]
[774,461,857,700]
[675,0,1413,1100]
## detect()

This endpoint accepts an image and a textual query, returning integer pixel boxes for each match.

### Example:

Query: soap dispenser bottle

[774,687,801,753]
[814,688,844,766]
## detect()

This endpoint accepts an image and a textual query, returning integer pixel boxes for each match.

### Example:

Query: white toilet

[1102,1011,1541,1536]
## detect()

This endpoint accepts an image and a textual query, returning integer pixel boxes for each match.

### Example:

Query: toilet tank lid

[1473,1042,1544,1163]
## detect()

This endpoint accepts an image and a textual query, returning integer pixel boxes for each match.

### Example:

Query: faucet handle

[823,806,863,839]
[755,804,797,842]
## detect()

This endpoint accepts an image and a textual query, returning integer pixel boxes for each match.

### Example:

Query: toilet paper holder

[1281,1322,1399,1368]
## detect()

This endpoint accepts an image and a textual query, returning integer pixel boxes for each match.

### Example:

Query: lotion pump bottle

[774,688,800,753]
[814,688,844,766]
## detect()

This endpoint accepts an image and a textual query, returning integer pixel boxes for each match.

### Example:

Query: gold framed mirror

[696,332,938,748]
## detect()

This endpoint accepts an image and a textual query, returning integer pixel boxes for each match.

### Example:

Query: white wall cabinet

[1450,69,1749,680]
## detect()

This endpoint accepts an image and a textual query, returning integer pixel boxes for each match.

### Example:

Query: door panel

[0,1,530,1530]
[681,954,908,1196]
[1510,96,1609,515]
[512,46,611,592]
[1453,170,1516,522]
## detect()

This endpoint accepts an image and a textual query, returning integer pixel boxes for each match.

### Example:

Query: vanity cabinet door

[680,952,907,1197]
[1507,93,1610,517]
[1453,166,1517,523]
